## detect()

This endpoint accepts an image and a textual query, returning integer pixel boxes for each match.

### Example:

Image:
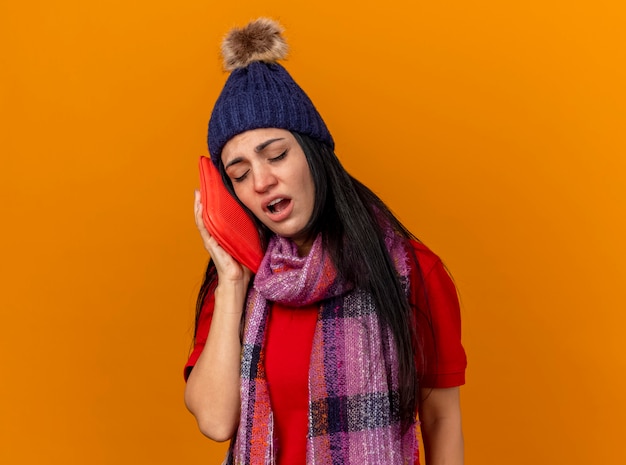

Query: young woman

[184,18,466,465]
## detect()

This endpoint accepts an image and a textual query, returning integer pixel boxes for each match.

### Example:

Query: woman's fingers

[194,190,246,281]
[194,190,217,251]
[194,190,209,235]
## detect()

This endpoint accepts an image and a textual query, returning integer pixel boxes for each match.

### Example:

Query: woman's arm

[419,386,464,465]
[184,191,251,441]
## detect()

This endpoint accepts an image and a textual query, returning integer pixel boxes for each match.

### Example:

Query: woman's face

[221,128,316,254]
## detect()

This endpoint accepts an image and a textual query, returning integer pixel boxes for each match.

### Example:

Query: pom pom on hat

[221,18,288,71]
[207,18,334,165]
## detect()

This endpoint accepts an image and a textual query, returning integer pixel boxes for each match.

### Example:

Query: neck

[293,236,314,257]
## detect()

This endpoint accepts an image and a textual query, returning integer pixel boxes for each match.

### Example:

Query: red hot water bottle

[199,156,263,273]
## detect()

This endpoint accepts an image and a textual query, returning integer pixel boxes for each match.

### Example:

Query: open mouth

[267,198,290,214]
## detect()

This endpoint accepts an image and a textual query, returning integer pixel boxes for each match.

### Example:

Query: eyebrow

[255,138,284,152]
[224,138,285,170]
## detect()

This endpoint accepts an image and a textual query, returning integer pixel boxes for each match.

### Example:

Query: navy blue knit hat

[208,18,334,166]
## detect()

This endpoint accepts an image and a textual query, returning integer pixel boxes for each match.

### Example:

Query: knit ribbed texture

[208,62,334,166]
[224,233,418,465]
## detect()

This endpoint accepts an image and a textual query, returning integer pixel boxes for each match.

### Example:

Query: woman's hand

[194,190,251,284]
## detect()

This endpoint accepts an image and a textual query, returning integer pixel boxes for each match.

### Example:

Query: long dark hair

[194,132,429,429]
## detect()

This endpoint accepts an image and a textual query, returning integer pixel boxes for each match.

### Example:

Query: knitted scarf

[225,233,418,465]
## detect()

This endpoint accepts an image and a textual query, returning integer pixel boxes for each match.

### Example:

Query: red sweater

[185,240,466,465]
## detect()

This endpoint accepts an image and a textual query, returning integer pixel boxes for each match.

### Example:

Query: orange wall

[1,1,625,464]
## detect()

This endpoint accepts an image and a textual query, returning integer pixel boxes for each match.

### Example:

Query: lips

[263,196,294,223]
[267,197,291,214]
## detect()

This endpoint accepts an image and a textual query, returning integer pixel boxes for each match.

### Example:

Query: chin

[267,222,308,241]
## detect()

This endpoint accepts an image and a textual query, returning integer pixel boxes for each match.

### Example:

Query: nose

[252,164,277,193]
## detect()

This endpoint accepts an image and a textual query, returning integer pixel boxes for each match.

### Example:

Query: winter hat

[207,18,334,166]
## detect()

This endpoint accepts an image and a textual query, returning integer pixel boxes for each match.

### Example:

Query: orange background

[1,1,625,464]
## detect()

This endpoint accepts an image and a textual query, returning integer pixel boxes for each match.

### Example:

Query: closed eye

[269,149,288,162]
[232,170,249,183]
